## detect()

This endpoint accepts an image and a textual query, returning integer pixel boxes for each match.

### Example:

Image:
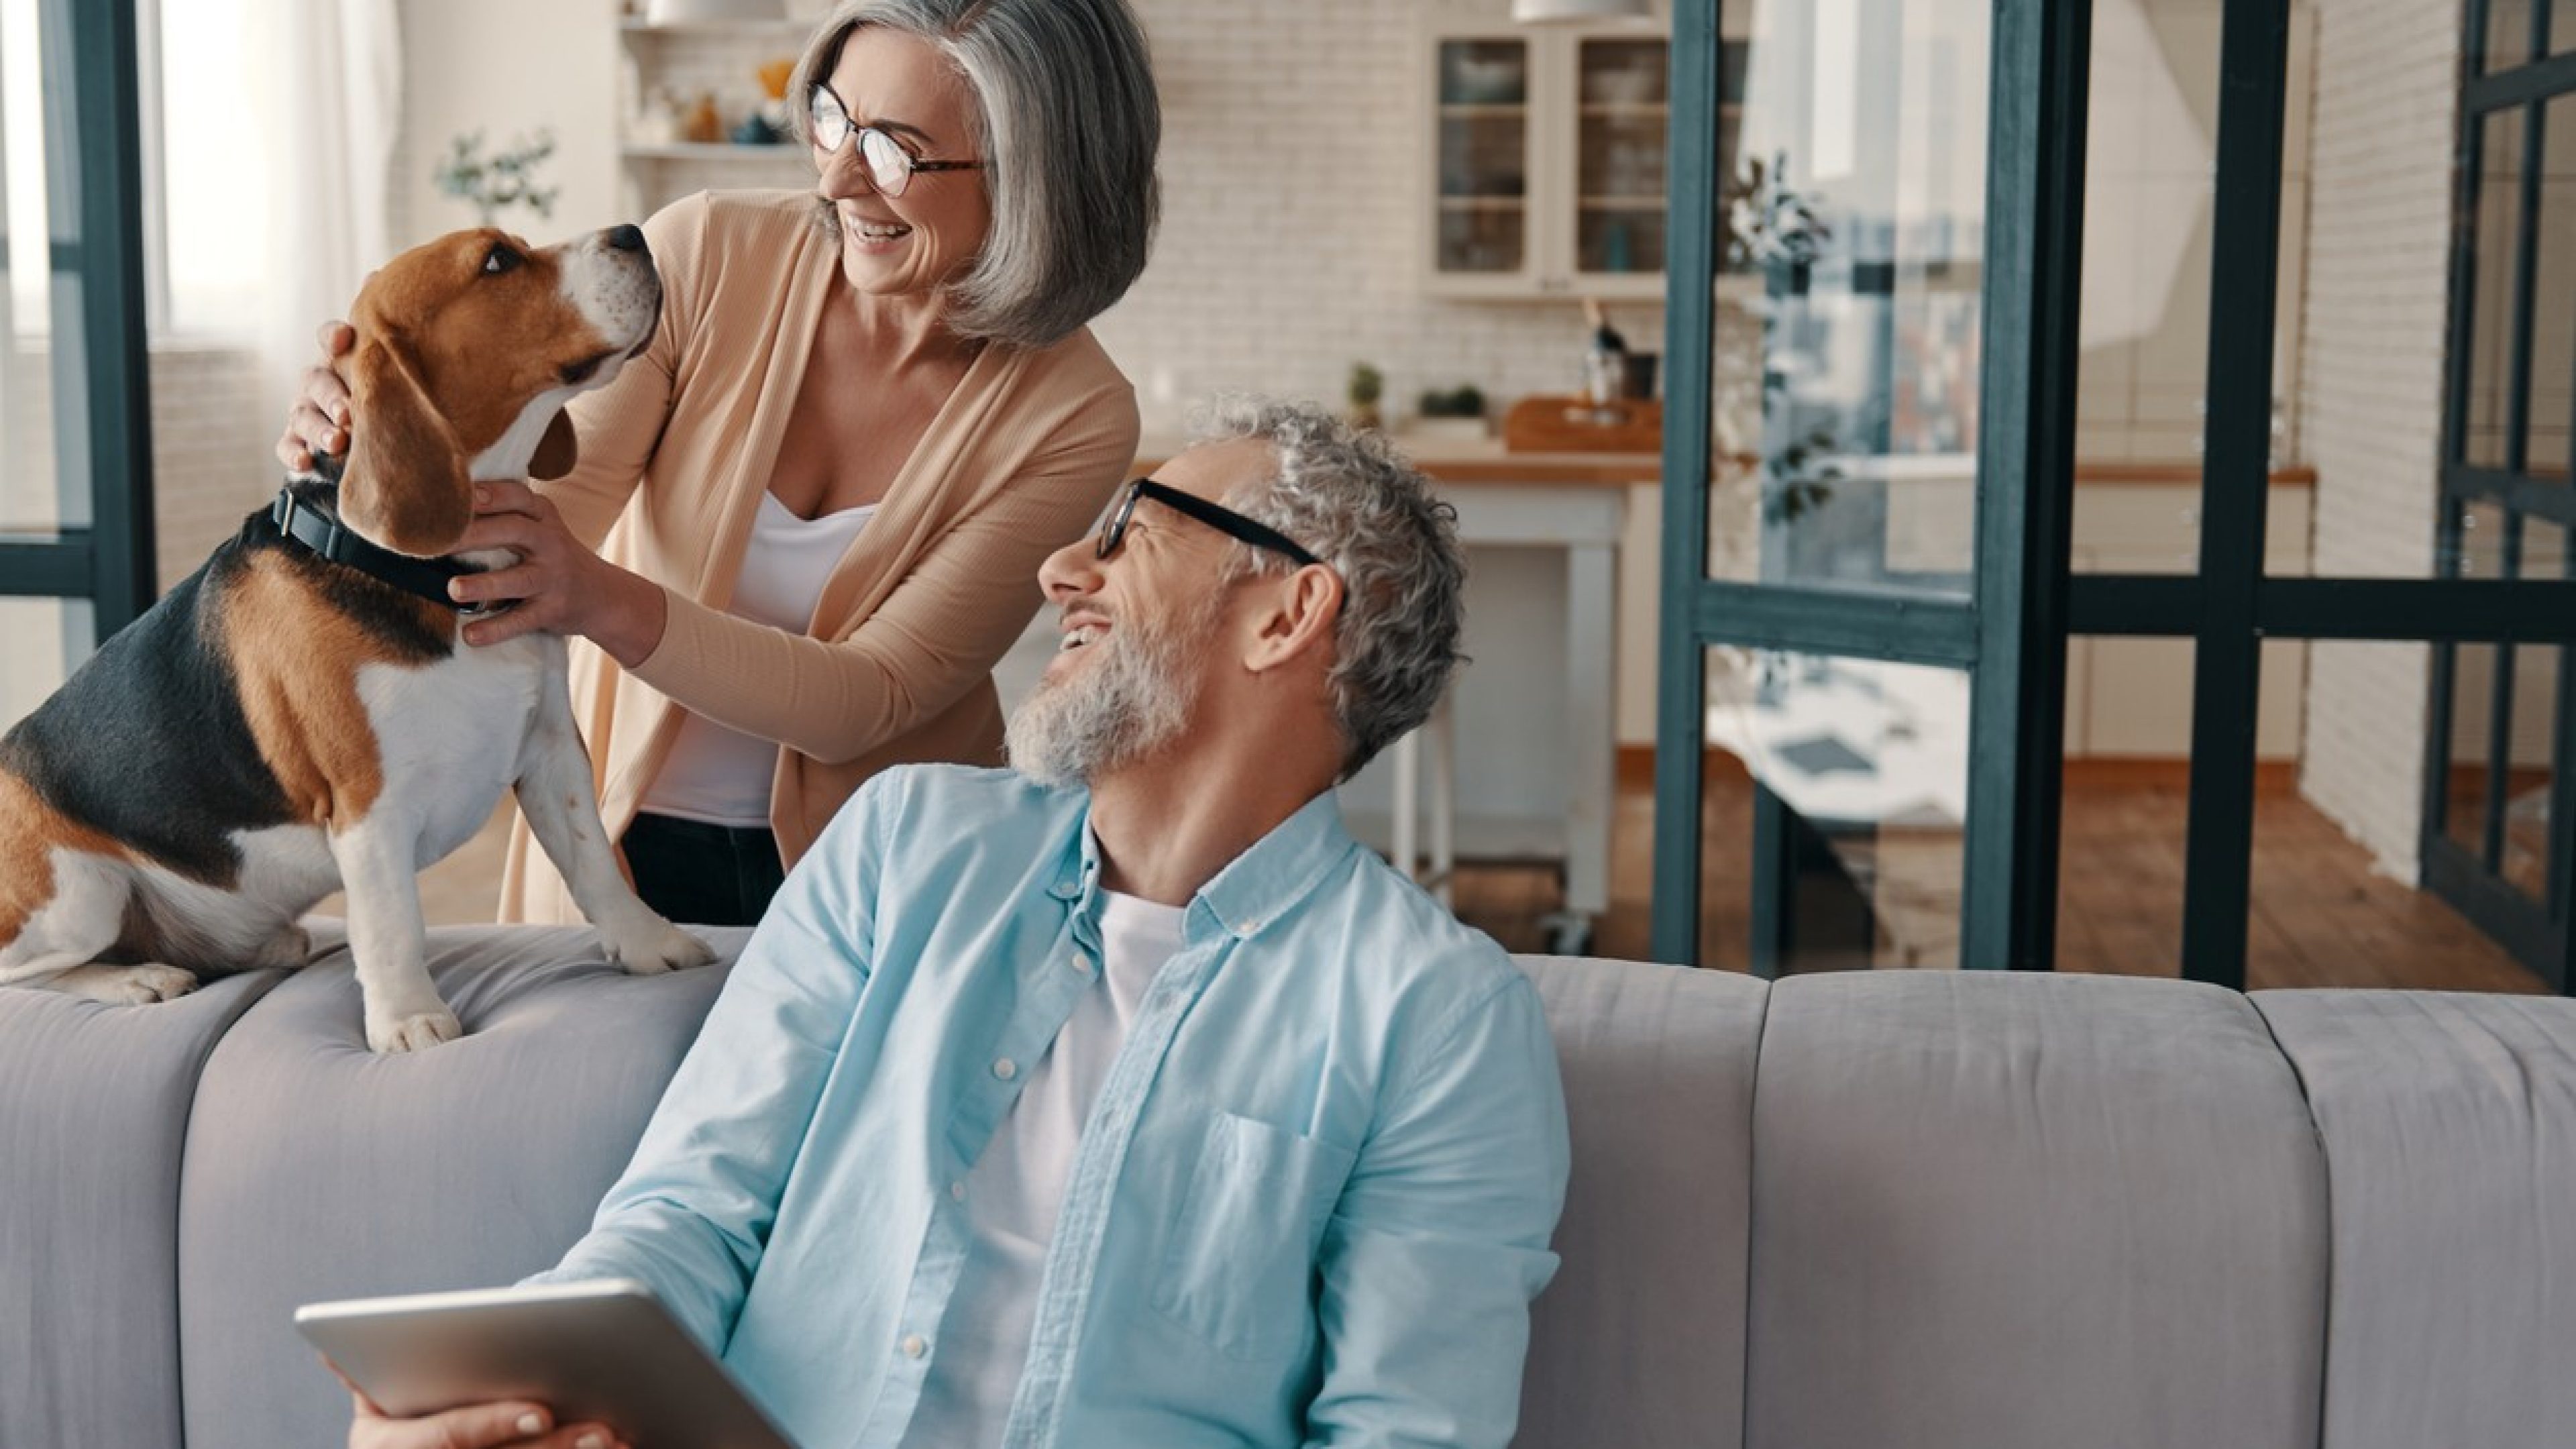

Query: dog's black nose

[606,224,647,252]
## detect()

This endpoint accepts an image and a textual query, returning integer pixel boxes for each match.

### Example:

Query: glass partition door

[1655,0,2086,971]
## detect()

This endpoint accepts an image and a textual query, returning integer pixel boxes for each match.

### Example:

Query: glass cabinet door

[1434,37,1533,278]
[1573,36,1670,281]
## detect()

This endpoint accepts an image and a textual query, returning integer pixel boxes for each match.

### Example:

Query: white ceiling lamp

[1510,0,1652,22]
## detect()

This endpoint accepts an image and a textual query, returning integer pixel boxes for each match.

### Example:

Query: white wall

[390,0,628,248]
[2296,0,2465,877]
[2076,0,2313,466]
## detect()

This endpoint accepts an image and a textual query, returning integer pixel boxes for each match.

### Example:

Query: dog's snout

[606,224,647,254]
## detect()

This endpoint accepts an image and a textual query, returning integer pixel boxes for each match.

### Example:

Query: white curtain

[244,0,402,421]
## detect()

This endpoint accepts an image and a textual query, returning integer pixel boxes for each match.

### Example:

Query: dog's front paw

[54,963,200,1006]
[606,918,720,977]
[366,1006,462,1053]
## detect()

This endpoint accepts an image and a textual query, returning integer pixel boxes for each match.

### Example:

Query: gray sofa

[5,922,2572,1449]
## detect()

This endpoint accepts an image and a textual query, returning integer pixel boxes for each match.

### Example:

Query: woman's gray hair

[1193,397,1467,780]
[787,0,1160,349]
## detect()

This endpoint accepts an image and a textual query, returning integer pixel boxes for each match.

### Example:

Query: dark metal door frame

[1659,0,2576,993]
[2422,0,2576,993]
[0,0,157,643]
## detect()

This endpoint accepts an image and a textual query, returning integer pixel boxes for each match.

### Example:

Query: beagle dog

[0,224,714,1052]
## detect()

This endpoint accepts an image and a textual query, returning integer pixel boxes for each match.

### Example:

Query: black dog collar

[268,487,481,613]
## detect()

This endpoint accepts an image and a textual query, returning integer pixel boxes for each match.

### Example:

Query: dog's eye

[482,245,521,276]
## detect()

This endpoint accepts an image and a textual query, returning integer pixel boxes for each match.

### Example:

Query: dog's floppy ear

[339,331,474,557]
[529,410,580,480]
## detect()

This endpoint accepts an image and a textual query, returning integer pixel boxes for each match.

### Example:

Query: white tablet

[294,1277,798,1449]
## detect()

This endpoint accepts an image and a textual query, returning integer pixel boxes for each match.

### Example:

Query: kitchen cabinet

[1424,13,1720,302]
[616,17,813,218]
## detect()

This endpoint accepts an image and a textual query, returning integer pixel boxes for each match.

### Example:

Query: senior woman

[278,0,1157,928]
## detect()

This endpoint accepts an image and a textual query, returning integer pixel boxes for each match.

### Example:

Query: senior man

[352,397,1571,1449]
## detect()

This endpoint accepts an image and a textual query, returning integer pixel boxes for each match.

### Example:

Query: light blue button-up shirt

[535,763,1570,1449]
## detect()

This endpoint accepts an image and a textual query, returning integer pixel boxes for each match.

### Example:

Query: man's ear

[339,332,473,557]
[1243,565,1344,676]
[529,411,580,480]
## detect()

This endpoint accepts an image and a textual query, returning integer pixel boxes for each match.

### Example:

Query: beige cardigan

[498,191,1138,923]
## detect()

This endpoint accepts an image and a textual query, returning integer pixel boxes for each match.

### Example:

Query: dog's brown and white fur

[0,224,714,1051]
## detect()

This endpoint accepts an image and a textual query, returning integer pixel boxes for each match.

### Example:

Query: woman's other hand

[448,479,669,667]
[277,321,358,473]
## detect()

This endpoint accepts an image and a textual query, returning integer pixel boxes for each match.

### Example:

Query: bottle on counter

[1582,297,1628,415]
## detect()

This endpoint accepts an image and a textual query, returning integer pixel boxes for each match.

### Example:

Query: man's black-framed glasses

[1098,478,1322,569]
[808,83,983,197]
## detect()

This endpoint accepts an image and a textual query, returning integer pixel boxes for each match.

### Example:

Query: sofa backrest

[0,973,274,1449]
[9,927,2576,1449]
[174,925,743,1449]
[1513,956,1765,1449]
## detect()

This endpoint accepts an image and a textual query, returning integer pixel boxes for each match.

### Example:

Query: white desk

[1404,477,1629,951]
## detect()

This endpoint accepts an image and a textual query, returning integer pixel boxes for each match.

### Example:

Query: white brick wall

[2296,0,2464,876]
[148,343,277,590]
[1093,0,1657,435]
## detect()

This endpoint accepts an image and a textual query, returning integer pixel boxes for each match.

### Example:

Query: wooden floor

[1449,763,2550,993]
[401,769,2549,995]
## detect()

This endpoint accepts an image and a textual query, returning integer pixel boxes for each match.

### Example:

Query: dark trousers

[621,812,787,928]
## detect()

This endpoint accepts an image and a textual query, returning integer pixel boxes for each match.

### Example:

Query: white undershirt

[639,492,875,826]
[902,888,1186,1449]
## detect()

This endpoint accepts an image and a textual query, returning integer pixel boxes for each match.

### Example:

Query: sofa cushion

[2254,989,2576,1449]
[1514,955,1767,1449]
[175,923,749,1449]
[1745,972,2328,1449]
[0,970,279,1449]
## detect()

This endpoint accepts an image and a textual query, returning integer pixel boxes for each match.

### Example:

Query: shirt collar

[1048,787,1356,943]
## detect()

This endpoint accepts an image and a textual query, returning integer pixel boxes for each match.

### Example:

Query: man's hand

[347,1387,625,1449]
[278,321,357,473]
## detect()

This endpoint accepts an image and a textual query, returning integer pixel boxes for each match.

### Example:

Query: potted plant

[1413,384,1489,441]
[1346,362,1385,431]
[433,130,559,227]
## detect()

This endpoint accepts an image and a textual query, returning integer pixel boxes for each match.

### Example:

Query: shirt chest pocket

[1152,1112,1358,1362]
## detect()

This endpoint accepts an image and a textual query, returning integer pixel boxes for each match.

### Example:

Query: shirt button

[902,1333,927,1359]
[950,1181,967,1202]
[993,1058,1018,1081]
[1071,953,1094,976]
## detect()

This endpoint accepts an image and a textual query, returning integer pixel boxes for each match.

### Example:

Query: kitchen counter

[1135,433,1656,488]
[1140,435,2314,491]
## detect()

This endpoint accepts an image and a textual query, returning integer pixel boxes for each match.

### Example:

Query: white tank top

[638,491,875,827]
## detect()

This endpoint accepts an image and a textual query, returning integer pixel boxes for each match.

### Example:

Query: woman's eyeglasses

[1098,479,1322,570]
[808,83,983,197]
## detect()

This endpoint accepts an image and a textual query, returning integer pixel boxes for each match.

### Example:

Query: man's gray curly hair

[1191,396,1466,780]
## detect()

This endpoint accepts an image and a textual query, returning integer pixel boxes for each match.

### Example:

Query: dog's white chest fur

[220,628,558,908]
[357,628,559,853]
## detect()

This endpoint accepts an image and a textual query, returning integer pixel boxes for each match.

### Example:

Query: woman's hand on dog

[344,1383,624,1449]
[278,321,358,474]
[273,322,668,667]
[447,480,671,667]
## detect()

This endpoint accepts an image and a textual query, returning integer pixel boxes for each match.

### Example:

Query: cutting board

[1501,395,1662,454]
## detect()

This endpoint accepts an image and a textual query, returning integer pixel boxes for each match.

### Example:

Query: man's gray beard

[1005,612,1202,787]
